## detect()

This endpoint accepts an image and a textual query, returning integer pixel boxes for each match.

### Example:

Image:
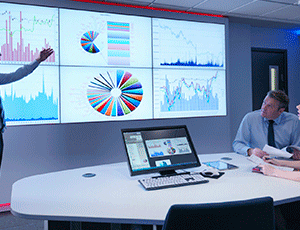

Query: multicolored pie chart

[87,70,143,116]
[81,31,100,53]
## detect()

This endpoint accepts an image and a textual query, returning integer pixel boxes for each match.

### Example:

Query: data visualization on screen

[0,2,227,127]
[0,65,60,125]
[153,69,226,118]
[152,18,226,118]
[60,67,152,123]
[0,3,58,65]
[59,8,152,67]
[122,125,200,176]
[152,18,225,68]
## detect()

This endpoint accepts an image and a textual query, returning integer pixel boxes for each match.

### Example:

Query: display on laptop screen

[121,125,200,176]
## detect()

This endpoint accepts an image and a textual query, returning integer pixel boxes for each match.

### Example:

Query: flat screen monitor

[121,125,200,176]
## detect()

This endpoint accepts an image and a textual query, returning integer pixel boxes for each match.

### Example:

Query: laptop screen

[121,125,200,176]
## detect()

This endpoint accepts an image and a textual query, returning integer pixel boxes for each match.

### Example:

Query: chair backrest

[162,196,275,230]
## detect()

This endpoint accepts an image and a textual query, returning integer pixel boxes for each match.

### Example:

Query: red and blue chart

[0,3,59,126]
[153,69,226,119]
[0,3,58,65]
[80,31,101,53]
[87,70,143,116]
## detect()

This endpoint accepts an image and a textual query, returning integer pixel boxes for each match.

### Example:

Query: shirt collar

[262,112,284,125]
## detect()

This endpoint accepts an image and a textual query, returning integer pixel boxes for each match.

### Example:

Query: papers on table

[248,154,294,171]
[262,144,293,158]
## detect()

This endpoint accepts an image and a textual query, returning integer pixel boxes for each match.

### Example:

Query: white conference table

[10,152,300,226]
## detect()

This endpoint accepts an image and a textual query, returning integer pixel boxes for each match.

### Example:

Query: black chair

[162,196,275,230]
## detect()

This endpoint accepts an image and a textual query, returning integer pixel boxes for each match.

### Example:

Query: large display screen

[0,2,227,126]
[153,18,226,119]
[0,3,59,126]
[59,8,152,67]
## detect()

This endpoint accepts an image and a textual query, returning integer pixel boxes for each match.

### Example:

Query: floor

[0,211,44,230]
[0,211,163,230]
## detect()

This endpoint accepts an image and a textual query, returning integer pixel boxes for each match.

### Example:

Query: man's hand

[248,148,268,158]
[36,48,54,63]
[262,156,281,166]
[292,148,300,160]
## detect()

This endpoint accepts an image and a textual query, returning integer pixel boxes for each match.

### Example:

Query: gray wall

[250,26,300,113]
[0,0,300,203]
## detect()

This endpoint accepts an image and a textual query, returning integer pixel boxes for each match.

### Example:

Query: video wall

[0,2,226,126]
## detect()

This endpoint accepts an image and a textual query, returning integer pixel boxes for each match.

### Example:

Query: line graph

[152,18,225,68]
[161,73,218,111]
[153,69,226,118]
[0,3,58,64]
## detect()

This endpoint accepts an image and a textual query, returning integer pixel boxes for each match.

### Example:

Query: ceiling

[100,0,300,29]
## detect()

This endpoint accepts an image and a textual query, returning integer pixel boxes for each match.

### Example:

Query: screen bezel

[121,125,201,176]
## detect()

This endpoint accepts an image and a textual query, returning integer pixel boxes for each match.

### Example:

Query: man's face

[261,96,285,120]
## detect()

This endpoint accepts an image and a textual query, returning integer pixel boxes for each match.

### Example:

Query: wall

[228,22,300,146]
[0,0,300,204]
[228,22,252,141]
[0,0,231,203]
[251,26,300,114]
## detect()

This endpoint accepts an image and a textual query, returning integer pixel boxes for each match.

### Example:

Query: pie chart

[87,70,143,116]
[81,31,101,53]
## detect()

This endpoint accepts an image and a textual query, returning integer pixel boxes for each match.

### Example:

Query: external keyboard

[138,173,209,190]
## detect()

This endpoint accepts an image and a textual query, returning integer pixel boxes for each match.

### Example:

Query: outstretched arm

[0,48,54,85]
[36,48,54,63]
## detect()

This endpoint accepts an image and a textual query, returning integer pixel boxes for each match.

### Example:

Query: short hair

[267,90,289,110]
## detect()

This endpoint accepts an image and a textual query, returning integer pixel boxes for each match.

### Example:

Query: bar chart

[0,3,58,64]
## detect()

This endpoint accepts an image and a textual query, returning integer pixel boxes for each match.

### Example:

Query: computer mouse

[202,171,214,176]
[201,168,219,177]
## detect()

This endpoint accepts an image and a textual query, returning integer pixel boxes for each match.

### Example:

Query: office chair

[162,196,275,230]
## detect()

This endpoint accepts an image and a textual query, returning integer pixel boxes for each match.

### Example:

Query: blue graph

[160,75,219,112]
[161,59,223,67]
[153,69,226,119]
[152,18,225,68]
[2,78,58,123]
